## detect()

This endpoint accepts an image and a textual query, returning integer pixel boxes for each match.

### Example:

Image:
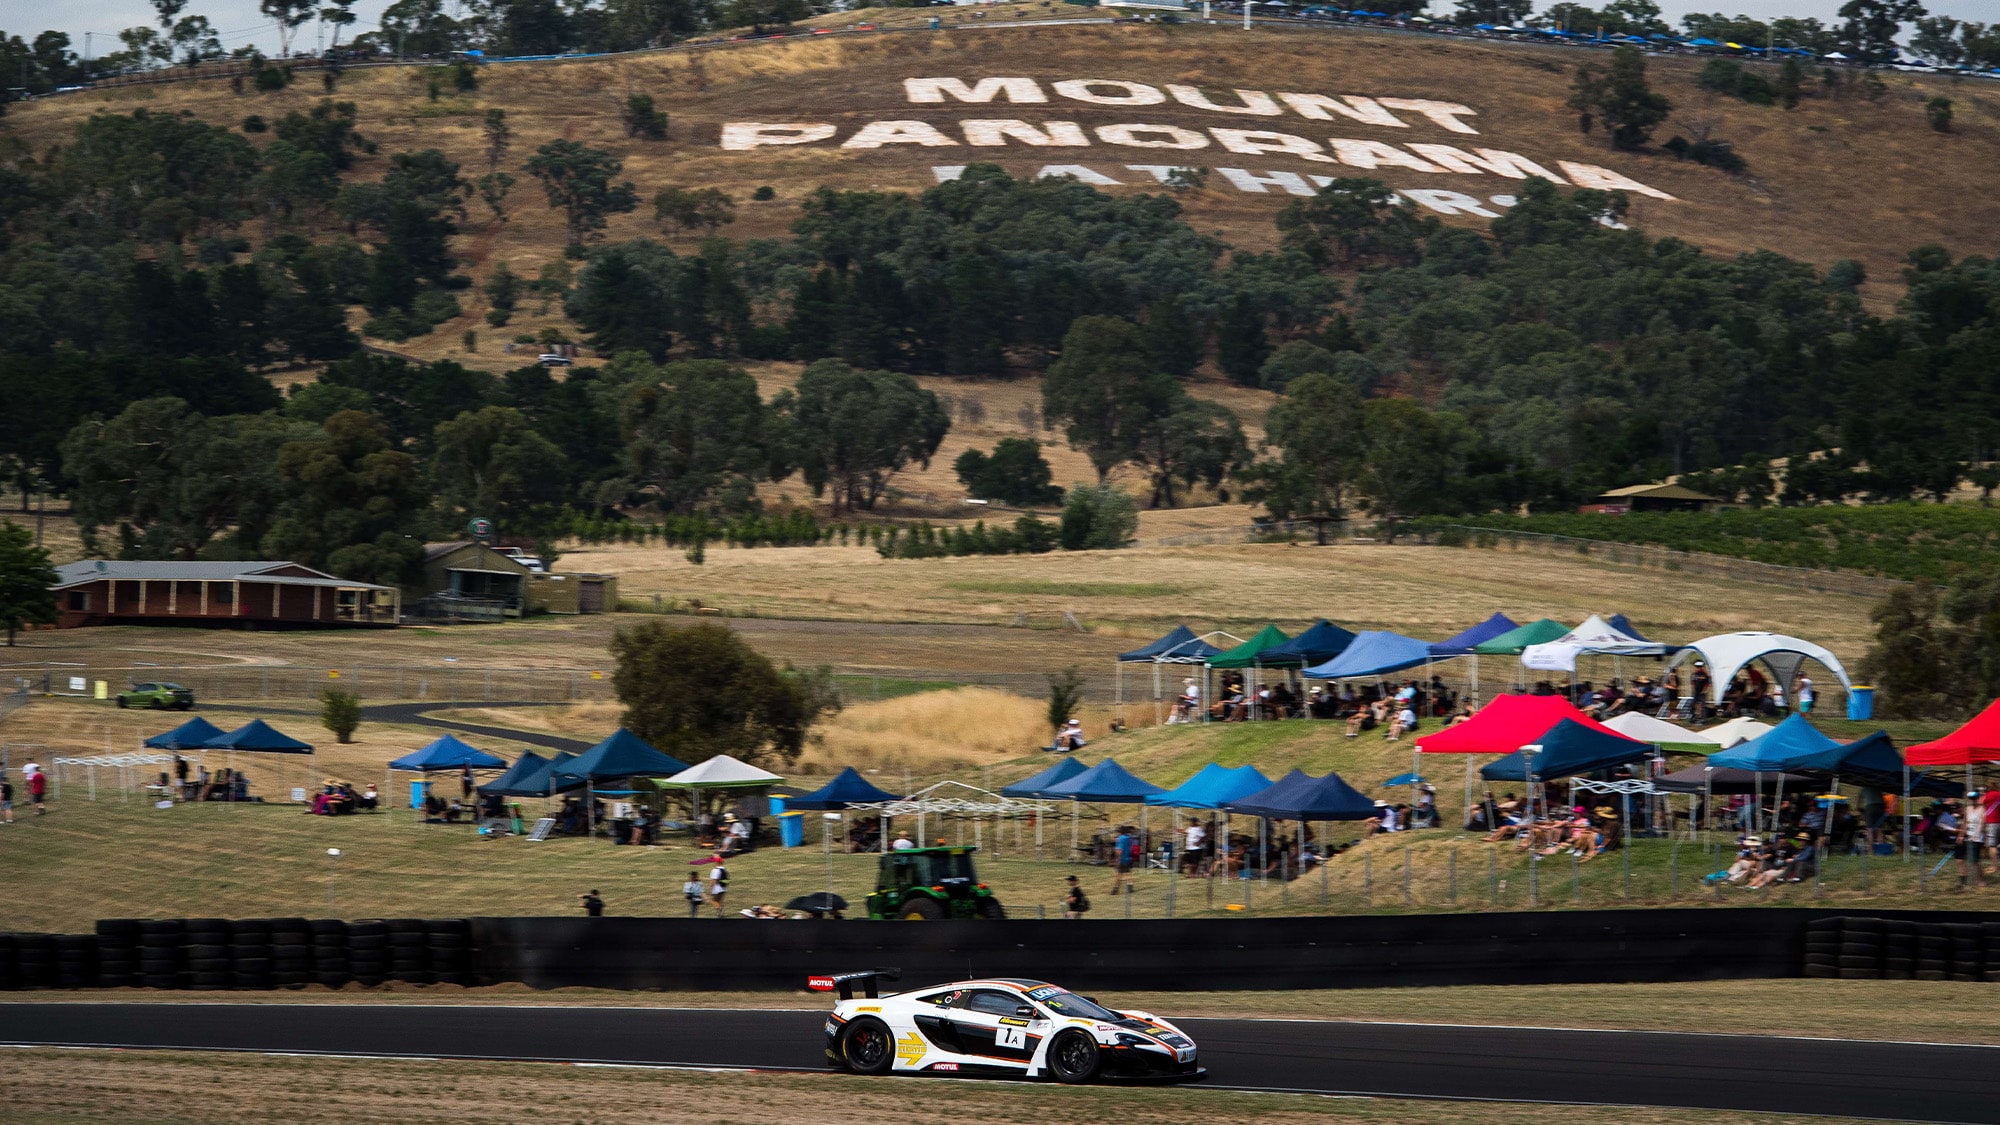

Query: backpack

[712,864,728,887]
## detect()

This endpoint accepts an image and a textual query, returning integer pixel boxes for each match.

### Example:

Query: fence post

[1402,847,1411,907]
[1363,851,1371,908]
[1447,847,1456,905]
[1488,846,1498,903]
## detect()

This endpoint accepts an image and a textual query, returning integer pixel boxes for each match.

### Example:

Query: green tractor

[866,846,1006,920]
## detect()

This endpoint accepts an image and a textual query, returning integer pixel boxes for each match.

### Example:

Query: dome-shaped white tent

[1663,632,1851,706]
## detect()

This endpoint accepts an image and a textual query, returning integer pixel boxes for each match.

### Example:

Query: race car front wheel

[841,1016,895,1075]
[1048,1029,1102,1084]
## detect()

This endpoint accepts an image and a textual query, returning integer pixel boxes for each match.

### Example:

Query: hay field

[556,538,1884,658]
[7,14,1996,319]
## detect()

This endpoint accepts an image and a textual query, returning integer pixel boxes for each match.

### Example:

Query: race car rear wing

[807,967,902,1001]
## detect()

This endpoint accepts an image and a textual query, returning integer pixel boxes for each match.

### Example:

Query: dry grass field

[0,1046,1900,1125]
[7,14,1995,339]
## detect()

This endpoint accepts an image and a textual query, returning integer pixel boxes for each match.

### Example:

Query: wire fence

[0,661,1121,707]
[1414,526,1906,599]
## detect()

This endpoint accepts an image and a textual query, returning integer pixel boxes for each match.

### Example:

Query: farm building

[52,560,401,629]
[411,542,618,621]
[1579,483,1720,514]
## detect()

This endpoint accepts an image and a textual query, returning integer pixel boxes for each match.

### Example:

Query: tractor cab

[867,847,1005,920]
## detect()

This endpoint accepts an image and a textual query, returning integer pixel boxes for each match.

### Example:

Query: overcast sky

[3,0,1996,57]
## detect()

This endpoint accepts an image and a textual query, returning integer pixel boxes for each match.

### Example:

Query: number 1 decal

[998,1025,1028,1050]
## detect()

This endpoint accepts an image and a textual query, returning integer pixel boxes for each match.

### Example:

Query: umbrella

[1383,772,1428,786]
[785,892,849,914]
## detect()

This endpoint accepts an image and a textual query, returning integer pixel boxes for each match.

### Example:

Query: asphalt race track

[1,1003,1992,1122]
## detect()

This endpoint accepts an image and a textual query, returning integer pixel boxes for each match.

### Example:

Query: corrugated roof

[1596,483,1718,501]
[53,560,391,591]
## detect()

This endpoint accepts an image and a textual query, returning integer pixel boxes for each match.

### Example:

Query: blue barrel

[779,812,805,848]
[1847,686,1875,721]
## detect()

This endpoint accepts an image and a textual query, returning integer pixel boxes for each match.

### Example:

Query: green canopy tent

[1207,624,1290,719]
[1470,618,1574,695]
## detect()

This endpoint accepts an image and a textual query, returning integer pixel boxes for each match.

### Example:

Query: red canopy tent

[1414,694,1637,754]
[1907,699,2000,766]
[1414,694,1647,829]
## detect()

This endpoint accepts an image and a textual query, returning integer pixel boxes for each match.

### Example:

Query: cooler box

[410,780,429,809]
[1847,686,1875,721]
[779,812,805,848]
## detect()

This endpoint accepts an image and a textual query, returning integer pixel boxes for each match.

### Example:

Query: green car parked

[866,846,1006,920]
[115,682,195,710]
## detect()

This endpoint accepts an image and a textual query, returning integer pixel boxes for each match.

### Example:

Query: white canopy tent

[1702,715,1774,749]
[846,780,1057,855]
[656,754,784,788]
[1521,614,1677,672]
[1664,631,1852,706]
[1602,712,1720,746]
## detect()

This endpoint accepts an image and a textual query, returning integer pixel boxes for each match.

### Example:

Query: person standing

[579,889,605,917]
[1109,825,1135,895]
[682,873,705,918]
[460,766,475,801]
[0,771,12,824]
[707,856,729,916]
[1183,819,1206,875]
[173,755,189,799]
[25,759,46,815]
[1793,673,1816,715]
[1062,875,1090,918]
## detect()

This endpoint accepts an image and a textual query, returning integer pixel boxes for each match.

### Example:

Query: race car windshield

[1025,987,1121,1021]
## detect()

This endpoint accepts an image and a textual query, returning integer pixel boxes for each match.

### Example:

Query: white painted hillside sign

[721,75,1674,217]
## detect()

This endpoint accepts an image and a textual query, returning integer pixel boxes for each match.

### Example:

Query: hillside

[10,14,1997,311]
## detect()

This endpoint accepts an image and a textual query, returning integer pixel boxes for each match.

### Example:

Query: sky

[2,0,1997,58]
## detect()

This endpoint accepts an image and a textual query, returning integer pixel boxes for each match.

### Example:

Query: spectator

[460,765,475,801]
[1183,819,1207,875]
[579,889,605,917]
[708,857,730,915]
[1110,825,1137,895]
[682,873,706,917]
[1062,874,1090,918]
[173,755,189,798]
[359,784,379,812]
[1054,718,1088,753]
[1794,673,1816,715]
[26,760,46,815]
[1170,679,1200,724]
[1386,701,1418,741]
[892,830,914,851]
[0,770,11,823]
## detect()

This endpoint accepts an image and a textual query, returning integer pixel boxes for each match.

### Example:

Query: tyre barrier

[3,908,1997,992]
[0,918,476,991]
[1802,915,2000,982]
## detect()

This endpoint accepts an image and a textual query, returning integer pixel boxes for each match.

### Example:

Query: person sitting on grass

[1386,701,1419,741]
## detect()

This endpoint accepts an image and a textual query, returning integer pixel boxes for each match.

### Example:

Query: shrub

[253,64,293,92]
[1059,483,1139,551]
[241,114,267,133]
[1927,96,1954,133]
[320,688,361,744]
[752,185,776,201]
[622,93,668,139]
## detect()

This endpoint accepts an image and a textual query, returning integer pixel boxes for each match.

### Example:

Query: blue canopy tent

[1117,625,1235,724]
[206,719,314,805]
[787,766,900,810]
[1145,763,1273,808]
[144,716,226,750]
[478,750,549,797]
[1301,630,1434,680]
[1043,758,1165,860]
[390,734,507,772]
[1001,755,1087,798]
[550,729,691,836]
[1427,613,1519,700]
[1479,718,1653,781]
[487,750,584,798]
[1256,620,1358,668]
[1226,767,1378,821]
[1710,715,1955,833]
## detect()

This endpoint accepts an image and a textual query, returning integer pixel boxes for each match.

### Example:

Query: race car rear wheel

[899,898,944,921]
[841,1016,895,1075]
[1048,1029,1102,1084]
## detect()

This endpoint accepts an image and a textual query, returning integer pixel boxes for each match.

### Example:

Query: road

[0,1004,1990,1122]
[201,700,593,754]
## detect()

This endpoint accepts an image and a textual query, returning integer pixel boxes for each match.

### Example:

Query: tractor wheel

[976,897,1007,920]
[841,1017,895,1075]
[900,897,945,921]
[1048,1029,1102,1084]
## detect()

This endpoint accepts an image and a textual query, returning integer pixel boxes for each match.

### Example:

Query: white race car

[814,969,1203,1083]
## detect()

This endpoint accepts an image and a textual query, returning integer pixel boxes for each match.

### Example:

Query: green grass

[943,579,1192,598]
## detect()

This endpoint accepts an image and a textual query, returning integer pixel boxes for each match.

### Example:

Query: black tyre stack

[429,919,473,986]
[1985,923,2000,983]
[1947,922,1984,982]
[95,920,142,988]
[1916,924,1952,980]
[1882,920,1918,979]
[138,920,185,989]
[16,934,57,990]
[347,920,389,986]
[55,934,97,989]
[184,918,231,991]
[0,934,17,991]
[387,919,432,984]
[1837,916,1885,979]
[228,919,272,991]
[1802,917,1840,978]
[267,918,312,989]
[310,919,351,989]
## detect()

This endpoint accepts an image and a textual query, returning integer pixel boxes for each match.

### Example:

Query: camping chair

[1148,840,1174,871]
[1658,696,1694,721]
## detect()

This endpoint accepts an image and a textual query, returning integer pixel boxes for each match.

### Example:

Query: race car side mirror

[1015,1005,1035,1018]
